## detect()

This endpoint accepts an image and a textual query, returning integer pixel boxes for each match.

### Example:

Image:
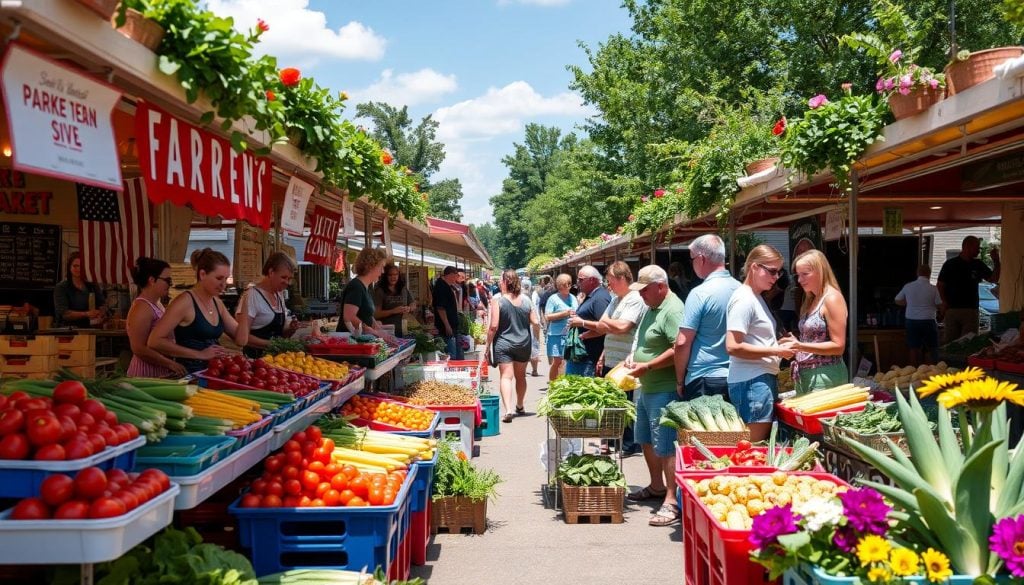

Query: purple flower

[749,504,801,549]
[991,515,1024,577]
[808,94,829,109]
[833,524,859,552]
[883,78,895,91]
[889,49,903,63]
[839,488,891,535]
[899,75,912,89]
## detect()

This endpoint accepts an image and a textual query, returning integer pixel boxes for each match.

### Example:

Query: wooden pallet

[564,510,624,524]
[431,523,486,535]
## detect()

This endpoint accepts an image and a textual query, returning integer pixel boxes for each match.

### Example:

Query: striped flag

[75,181,153,284]
[119,178,154,279]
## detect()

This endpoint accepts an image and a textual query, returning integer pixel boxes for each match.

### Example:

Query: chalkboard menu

[0,222,61,288]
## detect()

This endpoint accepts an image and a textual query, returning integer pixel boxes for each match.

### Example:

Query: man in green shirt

[624,264,684,527]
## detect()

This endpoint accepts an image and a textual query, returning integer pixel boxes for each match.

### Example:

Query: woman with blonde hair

[337,247,397,342]
[780,249,849,393]
[726,245,795,441]
[485,269,539,422]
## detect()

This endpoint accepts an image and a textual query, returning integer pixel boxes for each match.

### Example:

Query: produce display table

[168,431,274,510]
[267,378,363,451]
[365,342,417,382]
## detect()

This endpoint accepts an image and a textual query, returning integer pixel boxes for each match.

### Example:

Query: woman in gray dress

[484,269,540,423]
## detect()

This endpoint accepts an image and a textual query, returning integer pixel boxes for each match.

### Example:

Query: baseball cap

[629,265,669,291]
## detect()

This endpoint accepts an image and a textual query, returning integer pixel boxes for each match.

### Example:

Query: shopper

[780,249,850,394]
[726,245,795,441]
[372,263,416,337]
[895,265,943,365]
[433,266,464,360]
[675,234,741,401]
[484,269,539,423]
[623,265,685,527]
[566,265,611,377]
[668,261,689,301]
[235,252,300,358]
[126,257,186,378]
[148,248,238,374]
[337,248,397,342]
[544,274,578,383]
[522,280,542,376]
[53,252,107,328]
[937,236,1001,343]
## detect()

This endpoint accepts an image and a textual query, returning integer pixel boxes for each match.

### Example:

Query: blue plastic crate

[228,465,416,577]
[132,435,237,476]
[477,394,500,439]
[783,564,999,585]
[409,449,438,514]
[0,436,145,498]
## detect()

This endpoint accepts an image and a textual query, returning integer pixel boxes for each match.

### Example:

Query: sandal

[502,413,514,423]
[515,406,526,415]
[626,486,668,502]
[649,504,680,527]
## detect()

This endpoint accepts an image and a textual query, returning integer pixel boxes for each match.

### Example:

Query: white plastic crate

[432,407,476,458]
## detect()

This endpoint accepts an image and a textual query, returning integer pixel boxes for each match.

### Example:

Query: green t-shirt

[633,292,684,393]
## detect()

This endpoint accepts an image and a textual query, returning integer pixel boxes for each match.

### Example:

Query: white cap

[628,265,668,291]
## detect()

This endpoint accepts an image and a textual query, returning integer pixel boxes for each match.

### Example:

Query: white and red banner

[134,101,272,229]
[1,44,123,190]
[280,175,313,236]
[304,205,340,266]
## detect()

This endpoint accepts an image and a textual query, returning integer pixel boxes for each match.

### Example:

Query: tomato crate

[675,445,789,475]
[0,436,145,498]
[228,466,415,577]
[194,367,322,399]
[133,435,237,476]
[775,402,866,436]
[997,360,1024,375]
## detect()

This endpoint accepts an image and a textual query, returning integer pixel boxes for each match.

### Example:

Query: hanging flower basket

[945,47,1024,95]
[112,8,165,51]
[76,0,119,20]
[744,156,780,176]
[286,128,307,149]
[887,86,944,121]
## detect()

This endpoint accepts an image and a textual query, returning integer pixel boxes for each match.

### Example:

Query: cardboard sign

[341,199,356,236]
[134,101,272,229]
[824,209,843,241]
[281,176,313,236]
[233,220,265,288]
[1,44,123,190]
[883,207,903,235]
[305,205,341,266]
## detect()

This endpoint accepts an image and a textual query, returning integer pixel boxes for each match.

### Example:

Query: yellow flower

[857,535,892,566]
[866,566,892,583]
[889,547,920,577]
[917,367,985,397]
[936,378,1024,410]
[921,548,953,583]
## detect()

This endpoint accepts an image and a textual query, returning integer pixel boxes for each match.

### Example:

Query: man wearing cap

[433,266,463,360]
[623,264,685,527]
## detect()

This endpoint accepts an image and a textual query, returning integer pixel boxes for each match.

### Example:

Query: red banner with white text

[304,205,341,266]
[134,101,273,229]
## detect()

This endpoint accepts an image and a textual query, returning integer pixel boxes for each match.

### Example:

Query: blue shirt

[545,292,578,337]
[679,269,742,383]
[575,286,612,363]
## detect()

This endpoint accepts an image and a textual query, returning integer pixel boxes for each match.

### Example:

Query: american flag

[76,180,153,284]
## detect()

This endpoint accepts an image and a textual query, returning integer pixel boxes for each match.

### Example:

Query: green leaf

[954,438,999,571]
[198,111,215,126]
[901,388,951,500]
[776,531,810,552]
[915,487,982,575]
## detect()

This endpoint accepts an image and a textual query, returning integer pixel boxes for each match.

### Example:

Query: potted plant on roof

[945,47,1024,95]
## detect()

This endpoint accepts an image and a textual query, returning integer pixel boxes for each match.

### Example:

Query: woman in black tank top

[148,249,240,374]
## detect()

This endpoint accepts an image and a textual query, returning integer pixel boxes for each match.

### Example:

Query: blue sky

[205,0,631,225]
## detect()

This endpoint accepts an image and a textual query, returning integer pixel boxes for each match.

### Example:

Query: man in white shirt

[895,265,943,366]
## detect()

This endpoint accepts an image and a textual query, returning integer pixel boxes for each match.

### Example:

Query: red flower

[654,189,665,198]
[257,19,269,32]
[279,67,301,87]
[381,150,393,165]
[628,214,636,221]
[265,90,275,101]
[772,117,787,136]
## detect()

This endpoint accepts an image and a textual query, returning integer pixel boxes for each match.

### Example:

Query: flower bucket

[783,563,1009,585]
[745,157,780,176]
[76,0,119,20]
[887,86,944,121]
[112,8,165,51]
[945,47,1024,95]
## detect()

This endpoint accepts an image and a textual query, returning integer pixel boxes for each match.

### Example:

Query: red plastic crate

[675,445,789,475]
[996,360,1024,375]
[774,402,866,435]
[388,531,412,581]
[195,366,322,397]
[967,355,996,369]
[411,504,430,566]
[444,359,488,379]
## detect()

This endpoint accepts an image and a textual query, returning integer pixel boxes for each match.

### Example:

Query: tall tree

[424,178,464,221]
[355,102,446,178]
[471,222,502,268]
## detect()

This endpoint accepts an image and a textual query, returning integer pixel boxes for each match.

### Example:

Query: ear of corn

[780,383,870,414]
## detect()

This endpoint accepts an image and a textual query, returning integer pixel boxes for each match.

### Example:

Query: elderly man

[937,235,1000,343]
[433,266,463,360]
[566,265,612,377]
[624,265,685,527]
[675,235,741,400]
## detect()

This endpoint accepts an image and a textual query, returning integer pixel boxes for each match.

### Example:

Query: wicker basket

[678,428,750,446]
[887,86,944,121]
[561,485,625,517]
[820,417,909,457]
[430,495,487,534]
[745,157,780,176]
[113,8,166,51]
[548,408,627,439]
[945,47,1024,95]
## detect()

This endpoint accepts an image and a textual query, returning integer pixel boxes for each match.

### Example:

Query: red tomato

[305,426,322,444]
[284,479,303,496]
[312,447,331,465]
[39,474,75,506]
[321,489,341,507]
[125,485,150,505]
[285,450,303,467]
[282,495,301,507]
[104,410,118,425]
[264,454,284,473]
[338,489,355,505]
[330,473,349,491]
[349,476,369,499]
[265,481,284,498]
[57,415,77,442]
[347,496,368,507]
[53,500,90,520]
[74,468,108,500]
[139,469,169,492]
[86,433,106,453]
[0,395,7,410]
[63,438,94,460]
[290,430,307,444]
[367,486,384,506]
[261,494,282,508]
[89,497,126,519]
[11,497,50,520]
[307,461,326,476]
[6,391,28,402]
[110,425,131,445]
[0,409,25,436]
[53,403,81,420]
[18,398,48,411]
[320,438,334,452]
[119,423,140,440]
[52,381,88,405]
[383,488,396,506]
[316,482,331,498]
[0,433,30,459]
[301,441,318,457]
[80,400,107,421]
[113,490,139,512]
[96,426,119,447]
[239,494,262,507]
[250,479,268,495]
[309,498,325,507]
[34,443,66,461]
[282,466,300,481]
[106,469,130,484]
[301,471,320,492]
[75,412,96,428]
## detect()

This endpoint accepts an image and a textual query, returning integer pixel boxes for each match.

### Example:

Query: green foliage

[355,102,446,180]
[624,188,683,236]
[1004,0,1024,27]
[527,254,556,273]
[424,178,464,221]
[470,222,503,268]
[432,439,502,502]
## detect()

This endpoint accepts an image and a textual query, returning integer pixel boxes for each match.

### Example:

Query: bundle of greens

[536,375,637,422]
[265,337,306,355]
[659,395,744,432]
[411,330,445,354]
[833,402,903,435]
[556,454,626,487]
[432,439,502,502]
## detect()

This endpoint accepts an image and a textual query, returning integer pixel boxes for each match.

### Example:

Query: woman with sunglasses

[779,249,849,393]
[126,257,186,378]
[725,245,795,441]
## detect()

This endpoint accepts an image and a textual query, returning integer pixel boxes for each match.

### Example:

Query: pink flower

[928,78,940,89]
[889,49,903,63]
[257,19,269,32]
[899,86,911,96]
[875,78,885,92]
[628,214,636,221]
[641,196,649,203]
[654,189,665,198]
[883,78,895,91]
[808,94,829,109]
[899,75,912,88]
[841,82,852,93]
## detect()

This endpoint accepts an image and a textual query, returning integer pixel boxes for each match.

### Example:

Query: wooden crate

[430,496,487,534]
[561,485,625,524]
[53,334,95,352]
[56,349,95,367]
[0,355,57,374]
[678,428,750,446]
[0,335,57,356]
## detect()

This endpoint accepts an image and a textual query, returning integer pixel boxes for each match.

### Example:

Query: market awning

[422,217,493,268]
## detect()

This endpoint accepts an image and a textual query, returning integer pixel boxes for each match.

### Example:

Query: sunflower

[936,378,1024,411]
[889,547,920,577]
[921,548,953,583]
[857,534,892,566]
[866,566,892,583]
[917,367,986,398]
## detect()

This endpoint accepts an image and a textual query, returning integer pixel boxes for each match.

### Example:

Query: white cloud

[350,69,458,107]
[205,0,386,63]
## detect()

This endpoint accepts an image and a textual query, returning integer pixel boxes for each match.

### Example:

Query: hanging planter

[76,0,119,20]
[112,8,165,51]
[744,156,780,176]
[286,127,307,149]
[945,47,1024,95]
[887,86,944,121]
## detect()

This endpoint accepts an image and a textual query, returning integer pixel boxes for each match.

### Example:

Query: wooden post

[849,172,860,372]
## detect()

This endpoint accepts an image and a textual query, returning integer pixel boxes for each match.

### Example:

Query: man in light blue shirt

[674,234,741,400]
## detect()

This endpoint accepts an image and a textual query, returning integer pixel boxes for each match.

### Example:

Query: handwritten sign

[281,176,313,236]
[305,205,341,266]
[1,44,123,190]
[0,221,61,287]
[883,207,903,235]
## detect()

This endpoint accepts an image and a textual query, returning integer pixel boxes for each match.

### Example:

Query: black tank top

[174,291,225,373]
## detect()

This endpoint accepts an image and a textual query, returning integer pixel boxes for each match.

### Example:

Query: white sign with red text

[1,44,123,190]
[281,175,313,236]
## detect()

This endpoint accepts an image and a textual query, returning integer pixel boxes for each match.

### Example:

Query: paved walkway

[411,371,684,584]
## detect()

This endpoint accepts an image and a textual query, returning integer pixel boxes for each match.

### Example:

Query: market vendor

[126,257,187,378]
[53,252,108,328]
[937,235,1000,343]
[336,247,399,343]
[235,252,300,358]
[148,248,238,374]
[372,263,416,337]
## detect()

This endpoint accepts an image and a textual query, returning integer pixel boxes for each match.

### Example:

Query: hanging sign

[281,176,313,236]
[304,205,341,266]
[789,216,822,260]
[824,209,843,241]
[1,44,123,190]
[341,199,356,236]
[134,101,272,229]
[883,207,903,235]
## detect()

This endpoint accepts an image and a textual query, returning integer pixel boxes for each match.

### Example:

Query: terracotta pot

[887,86,944,121]
[286,128,307,148]
[76,0,119,20]
[112,8,165,51]
[744,156,780,176]
[945,47,1024,95]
